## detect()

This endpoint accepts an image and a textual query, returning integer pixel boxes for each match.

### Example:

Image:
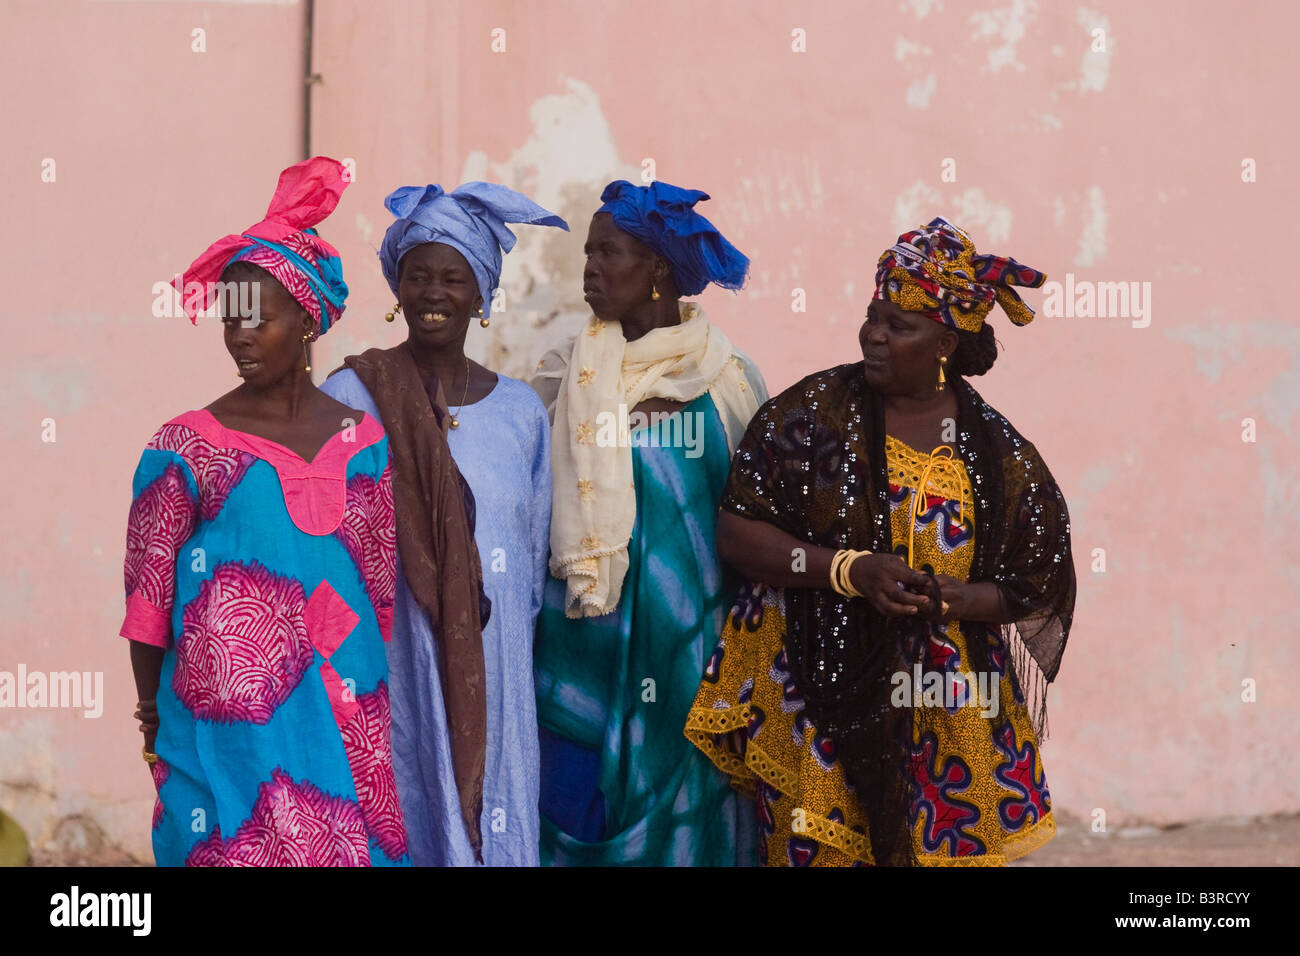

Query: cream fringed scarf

[538,303,761,618]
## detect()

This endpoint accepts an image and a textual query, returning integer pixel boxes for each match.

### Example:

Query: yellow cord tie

[907,445,968,570]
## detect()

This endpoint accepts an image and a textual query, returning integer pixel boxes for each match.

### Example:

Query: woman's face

[220,266,312,387]
[582,212,660,323]
[858,297,951,394]
[398,242,481,350]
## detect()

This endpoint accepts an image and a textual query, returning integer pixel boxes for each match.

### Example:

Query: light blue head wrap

[379,182,568,316]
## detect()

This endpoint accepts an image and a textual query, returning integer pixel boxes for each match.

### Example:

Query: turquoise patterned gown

[535,394,756,866]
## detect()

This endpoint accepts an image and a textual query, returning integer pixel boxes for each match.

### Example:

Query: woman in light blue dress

[322,182,566,865]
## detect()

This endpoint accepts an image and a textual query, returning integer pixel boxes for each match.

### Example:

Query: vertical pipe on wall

[303,0,316,374]
[303,0,315,161]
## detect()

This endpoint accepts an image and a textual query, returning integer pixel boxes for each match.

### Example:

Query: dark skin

[718,298,1009,624]
[131,264,366,756]
[205,265,366,461]
[397,242,498,407]
[582,211,684,418]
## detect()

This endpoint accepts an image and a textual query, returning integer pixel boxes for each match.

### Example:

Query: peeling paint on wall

[906,72,939,109]
[904,0,945,19]
[457,77,641,380]
[1076,7,1113,92]
[1073,185,1108,267]
[893,181,1014,243]
[969,0,1039,74]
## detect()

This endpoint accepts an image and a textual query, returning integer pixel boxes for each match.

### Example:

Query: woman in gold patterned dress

[685,218,1076,866]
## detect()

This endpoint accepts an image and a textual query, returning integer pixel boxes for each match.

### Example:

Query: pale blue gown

[321,368,551,866]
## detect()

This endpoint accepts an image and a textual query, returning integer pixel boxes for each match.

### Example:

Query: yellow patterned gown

[686,436,1056,866]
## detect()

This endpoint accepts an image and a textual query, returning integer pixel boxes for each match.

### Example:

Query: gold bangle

[829,550,852,598]
[142,746,159,767]
[833,549,871,599]
[844,550,870,598]
[838,551,859,598]
[828,550,846,596]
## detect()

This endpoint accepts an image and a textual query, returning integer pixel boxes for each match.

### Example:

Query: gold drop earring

[651,283,660,302]
[302,333,313,373]
[384,302,401,323]
[478,303,489,328]
[936,354,948,391]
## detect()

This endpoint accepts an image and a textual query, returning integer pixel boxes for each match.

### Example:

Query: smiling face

[397,242,482,351]
[219,262,313,387]
[582,212,667,323]
[858,297,958,395]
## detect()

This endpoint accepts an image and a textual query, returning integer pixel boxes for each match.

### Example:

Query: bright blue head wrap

[595,180,748,297]
[379,182,568,317]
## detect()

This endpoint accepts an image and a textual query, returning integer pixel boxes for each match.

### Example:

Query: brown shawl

[337,342,488,857]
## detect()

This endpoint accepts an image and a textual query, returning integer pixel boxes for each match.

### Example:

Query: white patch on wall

[1164,315,1233,383]
[1037,112,1063,131]
[355,213,373,247]
[1164,321,1300,544]
[1052,196,1066,228]
[893,182,942,232]
[951,189,1013,243]
[459,78,642,379]
[1074,185,1107,267]
[969,0,1038,73]
[732,159,825,299]
[1165,321,1300,430]
[895,37,932,61]
[808,166,825,209]
[737,166,819,217]
[892,181,1013,244]
[1076,7,1112,92]
[906,73,938,109]
[902,0,944,18]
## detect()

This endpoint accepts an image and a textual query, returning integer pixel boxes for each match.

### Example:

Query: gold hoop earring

[478,303,489,328]
[302,333,313,373]
[384,302,400,323]
[936,354,948,392]
[651,284,660,302]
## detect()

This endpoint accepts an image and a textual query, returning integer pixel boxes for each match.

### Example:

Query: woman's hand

[850,553,934,618]
[934,574,966,621]
[129,642,165,762]
[134,698,158,756]
[934,574,1010,624]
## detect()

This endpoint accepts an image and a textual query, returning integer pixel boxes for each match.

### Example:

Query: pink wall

[2,0,1295,862]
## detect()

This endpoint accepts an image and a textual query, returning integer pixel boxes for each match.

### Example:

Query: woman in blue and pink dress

[119,158,452,867]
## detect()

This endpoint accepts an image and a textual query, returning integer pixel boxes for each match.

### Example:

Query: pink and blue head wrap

[379,182,568,317]
[595,180,749,296]
[175,156,350,339]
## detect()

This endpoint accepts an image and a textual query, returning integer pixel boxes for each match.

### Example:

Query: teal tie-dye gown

[535,394,757,866]
[120,409,409,867]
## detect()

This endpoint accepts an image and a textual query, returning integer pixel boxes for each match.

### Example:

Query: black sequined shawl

[721,362,1075,865]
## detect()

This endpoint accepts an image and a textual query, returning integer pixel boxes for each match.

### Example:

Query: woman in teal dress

[530,180,768,866]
